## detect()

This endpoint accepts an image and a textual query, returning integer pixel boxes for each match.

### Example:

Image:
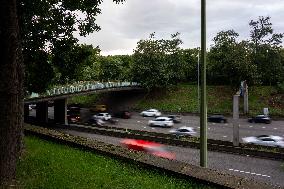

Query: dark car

[67,114,80,123]
[167,115,181,123]
[67,104,81,123]
[208,115,227,123]
[113,111,131,119]
[248,115,271,124]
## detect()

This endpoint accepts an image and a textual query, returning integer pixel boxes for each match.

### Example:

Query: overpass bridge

[24,81,142,125]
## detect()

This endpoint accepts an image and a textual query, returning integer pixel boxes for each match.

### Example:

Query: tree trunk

[0,0,24,185]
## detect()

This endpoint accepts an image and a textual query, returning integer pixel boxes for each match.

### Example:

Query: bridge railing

[26,81,140,99]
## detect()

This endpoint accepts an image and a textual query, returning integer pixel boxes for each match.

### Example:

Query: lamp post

[200,0,207,168]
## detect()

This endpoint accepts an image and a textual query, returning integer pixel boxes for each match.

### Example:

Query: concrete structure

[24,81,142,125]
[233,95,240,146]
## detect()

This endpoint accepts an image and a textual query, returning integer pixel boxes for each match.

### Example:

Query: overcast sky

[76,0,284,55]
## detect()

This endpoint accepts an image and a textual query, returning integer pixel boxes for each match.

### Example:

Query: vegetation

[17,136,213,189]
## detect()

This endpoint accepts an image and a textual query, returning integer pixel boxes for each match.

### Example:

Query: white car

[169,126,197,136]
[141,109,161,117]
[148,117,174,127]
[93,113,112,121]
[242,135,284,148]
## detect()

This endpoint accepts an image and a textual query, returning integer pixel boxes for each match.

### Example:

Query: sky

[76,0,284,55]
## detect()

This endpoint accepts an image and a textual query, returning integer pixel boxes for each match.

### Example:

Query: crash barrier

[24,125,281,189]
[43,122,284,161]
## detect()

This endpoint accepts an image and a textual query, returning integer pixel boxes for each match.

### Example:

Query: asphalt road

[56,128,284,187]
[29,107,284,142]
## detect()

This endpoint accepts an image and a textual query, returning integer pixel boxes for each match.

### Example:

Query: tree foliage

[17,0,125,92]
[132,33,185,90]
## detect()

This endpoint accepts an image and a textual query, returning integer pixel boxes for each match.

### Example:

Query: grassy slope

[68,84,284,117]
[17,136,213,189]
[135,84,284,117]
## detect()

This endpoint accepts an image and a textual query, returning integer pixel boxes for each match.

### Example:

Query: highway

[29,107,284,142]
[28,107,284,186]
[56,128,284,187]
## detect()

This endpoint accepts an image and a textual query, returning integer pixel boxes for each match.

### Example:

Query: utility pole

[200,0,207,167]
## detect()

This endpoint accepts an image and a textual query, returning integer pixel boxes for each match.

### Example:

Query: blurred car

[120,139,175,160]
[113,111,131,119]
[242,135,284,147]
[140,109,161,117]
[93,113,112,121]
[88,117,105,126]
[67,114,81,123]
[167,115,182,123]
[148,117,174,127]
[169,126,196,136]
[67,105,81,123]
[248,115,271,124]
[90,104,107,112]
[208,115,227,123]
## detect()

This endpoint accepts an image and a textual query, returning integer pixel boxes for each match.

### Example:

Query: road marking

[197,127,200,129]
[208,128,211,130]
[143,127,146,129]
[273,128,277,130]
[262,126,266,129]
[228,169,271,178]
[225,123,228,126]
[212,123,216,125]
[249,126,253,128]
[137,121,140,123]
[151,128,155,130]
[223,136,227,138]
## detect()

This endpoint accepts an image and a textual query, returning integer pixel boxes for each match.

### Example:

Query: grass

[67,83,284,117]
[68,94,99,107]
[135,84,284,117]
[17,136,214,189]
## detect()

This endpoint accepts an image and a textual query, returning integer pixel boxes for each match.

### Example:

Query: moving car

[169,126,196,136]
[148,117,174,127]
[67,104,81,123]
[140,109,161,117]
[242,135,284,148]
[248,115,271,124]
[167,115,182,123]
[93,113,112,121]
[113,111,131,119]
[208,115,227,123]
[120,139,175,160]
[88,117,105,126]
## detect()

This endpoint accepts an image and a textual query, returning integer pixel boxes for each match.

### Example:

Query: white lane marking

[228,169,271,178]
[273,128,277,130]
[212,123,216,125]
[249,125,253,128]
[262,126,266,129]
[143,127,146,129]
[151,128,155,130]
[137,121,140,123]
[197,127,200,129]
[225,123,228,126]
[223,136,227,138]
[208,128,211,130]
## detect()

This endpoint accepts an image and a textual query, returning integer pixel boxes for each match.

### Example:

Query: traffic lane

[57,128,284,187]
[97,113,284,142]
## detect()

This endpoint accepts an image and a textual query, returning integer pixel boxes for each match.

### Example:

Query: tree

[249,16,284,85]
[132,33,185,90]
[0,0,24,185]
[207,30,259,87]
[17,0,125,92]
